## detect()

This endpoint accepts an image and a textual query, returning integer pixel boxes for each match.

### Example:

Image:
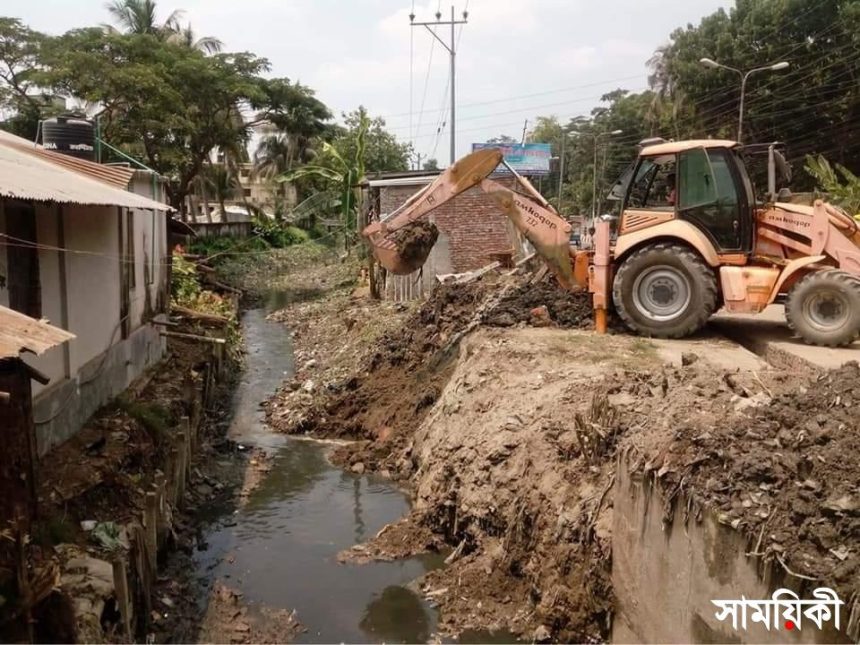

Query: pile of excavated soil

[640,361,860,606]
[390,221,439,265]
[270,273,595,473]
[486,279,593,328]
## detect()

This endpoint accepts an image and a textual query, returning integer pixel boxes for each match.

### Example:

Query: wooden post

[169,447,180,506]
[144,491,157,572]
[191,395,202,447]
[176,432,188,504]
[112,557,132,642]
[181,414,193,457]
[154,471,167,545]
[182,374,195,418]
[133,524,152,618]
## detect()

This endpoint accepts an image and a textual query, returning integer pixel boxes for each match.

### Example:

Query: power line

[380,73,646,121]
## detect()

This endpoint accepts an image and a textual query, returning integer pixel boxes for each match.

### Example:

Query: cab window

[626,155,676,210]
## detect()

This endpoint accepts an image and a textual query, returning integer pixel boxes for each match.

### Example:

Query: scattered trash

[90,521,123,551]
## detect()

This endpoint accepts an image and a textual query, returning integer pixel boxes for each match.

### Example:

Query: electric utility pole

[411,5,468,165]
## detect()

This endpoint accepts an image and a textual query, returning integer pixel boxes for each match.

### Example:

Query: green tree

[253,78,333,212]
[40,28,268,213]
[423,158,439,171]
[280,111,370,247]
[805,155,860,215]
[0,18,48,138]
[335,106,409,173]
[205,163,242,220]
[653,0,860,183]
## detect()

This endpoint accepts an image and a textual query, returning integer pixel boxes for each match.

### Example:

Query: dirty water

[192,304,501,643]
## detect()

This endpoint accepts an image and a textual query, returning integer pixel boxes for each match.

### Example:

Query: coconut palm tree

[205,163,242,222]
[168,23,223,54]
[105,0,180,35]
[104,0,222,52]
[280,111,369,248]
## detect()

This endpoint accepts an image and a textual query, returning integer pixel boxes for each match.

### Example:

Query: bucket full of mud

[364,220,439,275]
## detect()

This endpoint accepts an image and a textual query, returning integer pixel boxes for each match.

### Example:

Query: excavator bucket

[362,148,503,274]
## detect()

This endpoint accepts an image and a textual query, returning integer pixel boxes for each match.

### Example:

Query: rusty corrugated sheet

[0,130,135,189]
[0,134,171,211]
[0,305,75,360]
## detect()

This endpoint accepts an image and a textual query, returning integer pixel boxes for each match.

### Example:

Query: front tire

[612,242,718,339]
[785,270,860,347]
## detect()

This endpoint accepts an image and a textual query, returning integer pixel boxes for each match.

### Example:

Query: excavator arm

[362,148,577,289]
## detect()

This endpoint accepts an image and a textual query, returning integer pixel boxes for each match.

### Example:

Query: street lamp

[592,129,623,220]
[699,58,790,143]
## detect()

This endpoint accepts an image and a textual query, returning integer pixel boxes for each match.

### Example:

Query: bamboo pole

[154,471,167,545]
[171,305,231,325]
[112,558,132,642]
[169,447,179,506]
[159,330,226,345]
[176,431,188,505]
[144,491,157,572]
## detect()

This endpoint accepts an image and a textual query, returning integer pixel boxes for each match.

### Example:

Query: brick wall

[377,176,518,273]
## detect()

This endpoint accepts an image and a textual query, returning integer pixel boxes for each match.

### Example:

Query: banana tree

[278,111,368,250]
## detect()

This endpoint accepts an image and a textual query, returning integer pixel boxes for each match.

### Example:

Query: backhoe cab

[362,140,860,347]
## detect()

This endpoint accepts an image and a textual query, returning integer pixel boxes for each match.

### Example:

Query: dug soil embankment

[267,270,860,642]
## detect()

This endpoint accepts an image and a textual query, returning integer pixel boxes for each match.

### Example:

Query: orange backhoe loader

[362,140,860,347]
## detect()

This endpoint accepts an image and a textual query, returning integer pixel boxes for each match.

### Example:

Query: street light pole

[557,132,566,212]
[411,6,468,165]
[699,58,790,143]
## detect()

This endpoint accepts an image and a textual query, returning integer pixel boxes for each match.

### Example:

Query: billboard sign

[471,142,552,176]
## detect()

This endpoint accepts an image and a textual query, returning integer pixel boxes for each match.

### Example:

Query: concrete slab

[649,334,770,372]
[712,304,860,371]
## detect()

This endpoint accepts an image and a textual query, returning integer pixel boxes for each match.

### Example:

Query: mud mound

[286,273,595,458]
[289,276,498,453]
[486,280,593,328]
[390,221,439,265]
[649,361,860,604]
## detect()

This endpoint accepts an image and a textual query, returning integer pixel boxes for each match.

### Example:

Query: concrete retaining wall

[33,322,166,455]
[612,455,849,643]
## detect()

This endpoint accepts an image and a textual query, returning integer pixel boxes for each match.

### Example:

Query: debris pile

[645,361,860,604]
[268,272,594,472]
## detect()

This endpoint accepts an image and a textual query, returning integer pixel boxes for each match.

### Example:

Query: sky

[5,0,733,164]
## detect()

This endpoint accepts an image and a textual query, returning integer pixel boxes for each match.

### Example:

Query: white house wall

[0,199,7,308]
[62,204,123,375]
[25,204,68,394]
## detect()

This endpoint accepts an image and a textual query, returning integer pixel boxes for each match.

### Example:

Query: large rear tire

[785,269,860,347]
[612,242,718,339]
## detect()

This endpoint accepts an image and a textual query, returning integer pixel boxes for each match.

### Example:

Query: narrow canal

[191,305,445,643]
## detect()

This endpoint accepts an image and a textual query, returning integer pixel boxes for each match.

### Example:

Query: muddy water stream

[192,306,445,643]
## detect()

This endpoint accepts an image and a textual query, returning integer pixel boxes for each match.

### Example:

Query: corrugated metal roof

[0,305,75,360]
[0,134,171,211]
[0,130,135,189]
